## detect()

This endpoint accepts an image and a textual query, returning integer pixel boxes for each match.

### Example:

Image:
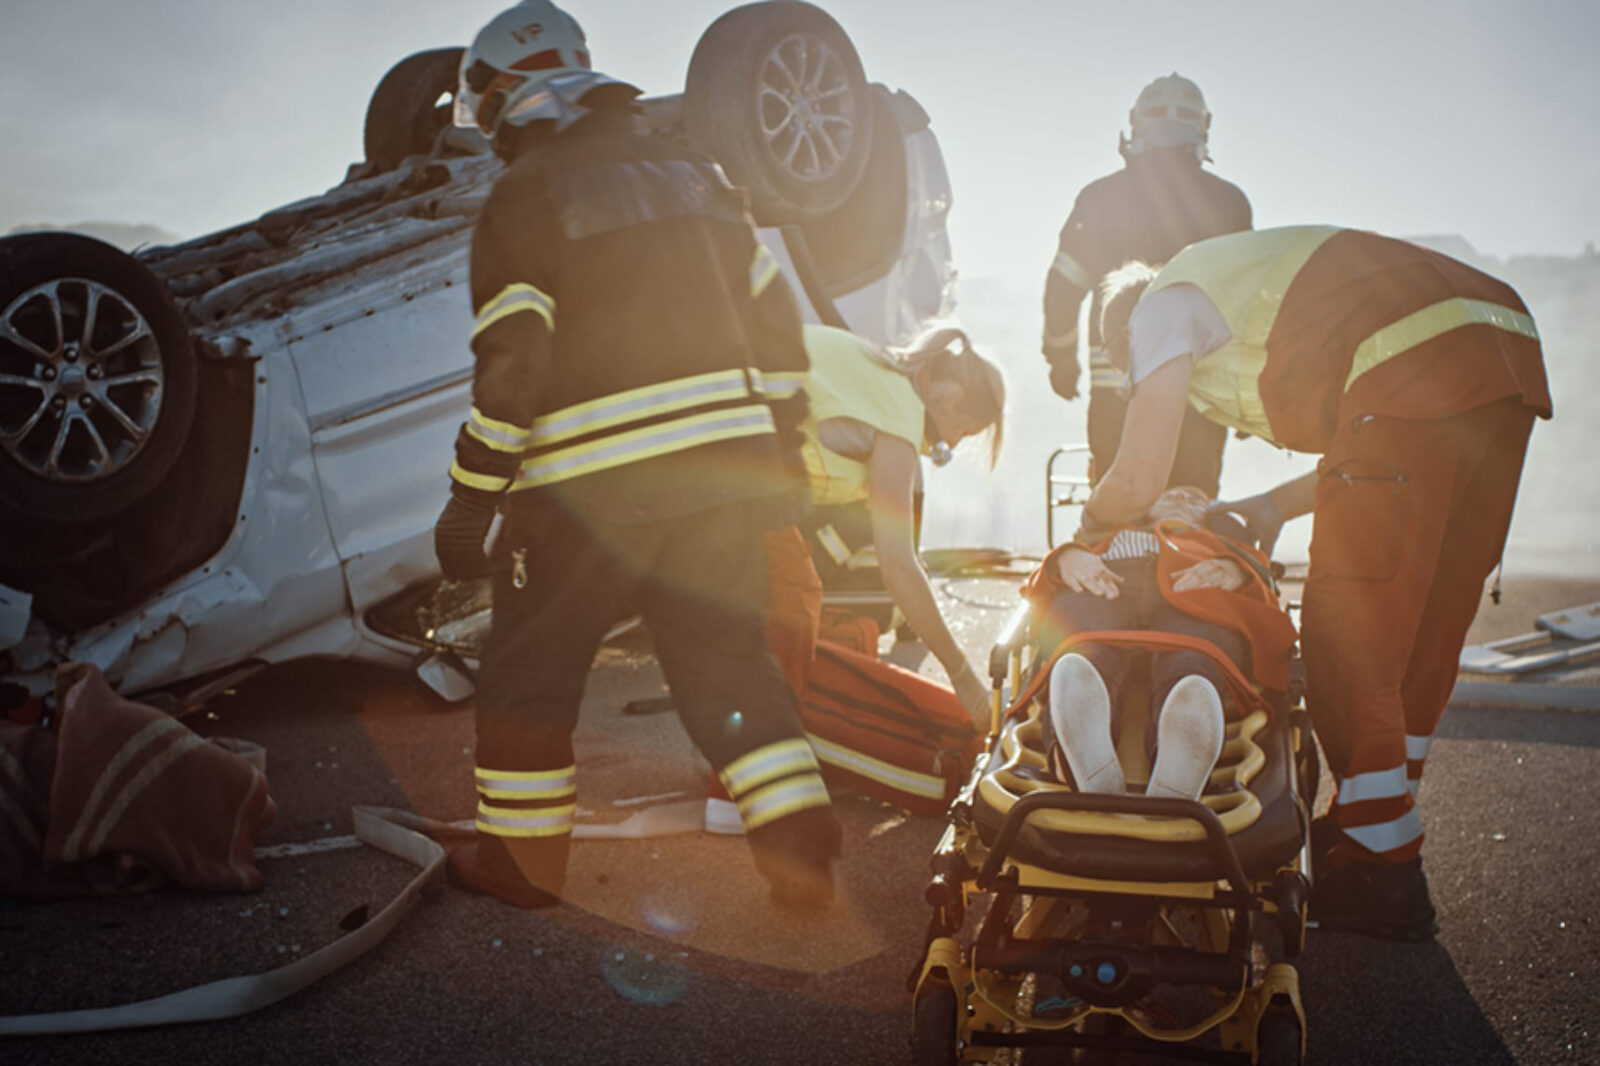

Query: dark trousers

[1089,387,1228,496]
[475,497,808,777]
[1037,556,1249,757]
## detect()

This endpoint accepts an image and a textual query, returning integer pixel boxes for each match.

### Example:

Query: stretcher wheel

[1255,1008,1304,1066]
[910,977,960,1065]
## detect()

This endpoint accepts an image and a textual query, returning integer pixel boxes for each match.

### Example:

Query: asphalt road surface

[3,575,1597,1065]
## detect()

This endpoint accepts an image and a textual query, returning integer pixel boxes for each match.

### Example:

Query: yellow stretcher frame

[909,597,1315,1065]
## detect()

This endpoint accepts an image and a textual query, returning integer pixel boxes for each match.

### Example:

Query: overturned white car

[0,2,956,705]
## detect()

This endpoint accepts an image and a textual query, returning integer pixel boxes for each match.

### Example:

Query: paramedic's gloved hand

[1210,493,1284,560]
[949,660,991,723]
[1056,547,1124,600]
[434,494,497,581]
[1046,352,1082,401]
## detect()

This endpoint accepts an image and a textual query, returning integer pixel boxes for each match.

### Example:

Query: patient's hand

[1171,557,1248,592]
[1056,548,1124,599]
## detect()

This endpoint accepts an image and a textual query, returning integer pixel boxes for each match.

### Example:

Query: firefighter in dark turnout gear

[1041,73,1251,496]
[434,2,839,909]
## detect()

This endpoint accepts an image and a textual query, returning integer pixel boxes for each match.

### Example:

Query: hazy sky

[5,0,1599,272]
[5,0,1597,565]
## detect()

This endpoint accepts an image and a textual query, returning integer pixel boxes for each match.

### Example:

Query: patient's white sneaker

[1147,676,1225,800]
[1048,653,1125,794]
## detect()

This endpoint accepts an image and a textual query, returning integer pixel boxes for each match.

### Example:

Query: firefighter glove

[1209,493,1284,560]
[1047,352,1082,401]
[434,494,497,581]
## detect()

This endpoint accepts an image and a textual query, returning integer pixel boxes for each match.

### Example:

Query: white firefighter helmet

[1124,73,1212,159]
[456,2,633,138]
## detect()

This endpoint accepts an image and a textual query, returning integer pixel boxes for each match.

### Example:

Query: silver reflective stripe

[1043,326,1078,351]
[1052,250,1091,289]
[1405,734,1432,762]
[736,773,831,831]
[61,716,184,861]
[808,735,944,800]
[529,369,754,447]
[1335,766,1410,806]
[759,371,805,399]
[475,801,577,838]
[720,738,818,799]
[516,406,774,489]
[476,765,577,801]
[467,407,532,452]
[1342,808,1424,855]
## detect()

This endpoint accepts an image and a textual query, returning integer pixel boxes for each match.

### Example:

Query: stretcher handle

[988,601,1033,684]
[976,791,1253,898]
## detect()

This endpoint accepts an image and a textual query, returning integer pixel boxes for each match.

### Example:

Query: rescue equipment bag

[797,643,982,815]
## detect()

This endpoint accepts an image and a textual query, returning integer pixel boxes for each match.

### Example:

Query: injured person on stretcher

[1027,486,1298,801]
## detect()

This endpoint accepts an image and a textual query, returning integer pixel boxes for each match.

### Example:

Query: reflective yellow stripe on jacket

[1150,227,1542,445]
[473,283,555,337]
[528,369,759,448]
[514,405,774,491]
[1344,298,1539,389]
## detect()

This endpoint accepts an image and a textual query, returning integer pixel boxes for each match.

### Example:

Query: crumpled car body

[2,61,956,703]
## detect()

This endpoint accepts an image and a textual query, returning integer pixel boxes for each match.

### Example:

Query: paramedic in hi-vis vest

[796,325,1005,716]
[1090,226,1550,941]
[432,2,838,910]
[1040,73,1251,495]
[707,324,1007,833]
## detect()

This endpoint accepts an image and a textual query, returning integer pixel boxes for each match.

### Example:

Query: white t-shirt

[1127,283,1232,386]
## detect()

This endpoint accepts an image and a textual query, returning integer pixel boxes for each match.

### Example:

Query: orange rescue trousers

[1303,397,1536,865]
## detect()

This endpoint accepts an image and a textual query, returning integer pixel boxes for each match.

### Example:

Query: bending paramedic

[794,324,1004,717]
[1090,225,1551,940]
[432,2,838,910]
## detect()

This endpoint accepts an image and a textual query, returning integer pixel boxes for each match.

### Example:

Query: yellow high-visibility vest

[800,325,926,506]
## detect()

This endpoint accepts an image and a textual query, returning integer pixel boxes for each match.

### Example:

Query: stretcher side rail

[988,599,1034,686]
[975,791,1253,897]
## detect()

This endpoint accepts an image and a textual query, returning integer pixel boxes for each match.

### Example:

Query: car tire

[364,47,466,172]
[684,1,874,223]
[0,232,197,525]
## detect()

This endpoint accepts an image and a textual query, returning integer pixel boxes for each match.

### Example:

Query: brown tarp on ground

[0,663,274,899]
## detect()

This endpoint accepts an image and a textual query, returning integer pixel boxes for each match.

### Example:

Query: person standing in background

[1041,73,1251,495]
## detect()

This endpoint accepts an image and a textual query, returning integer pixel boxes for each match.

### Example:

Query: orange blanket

[1023,522,1299,695]
[0,664,275,900]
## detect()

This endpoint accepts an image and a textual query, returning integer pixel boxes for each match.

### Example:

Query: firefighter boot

[1047,653,1126,793]
[747,806,841,910]
[1309,817,1438,941]
[1146,675,1225,800]
[448,832,569,910]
